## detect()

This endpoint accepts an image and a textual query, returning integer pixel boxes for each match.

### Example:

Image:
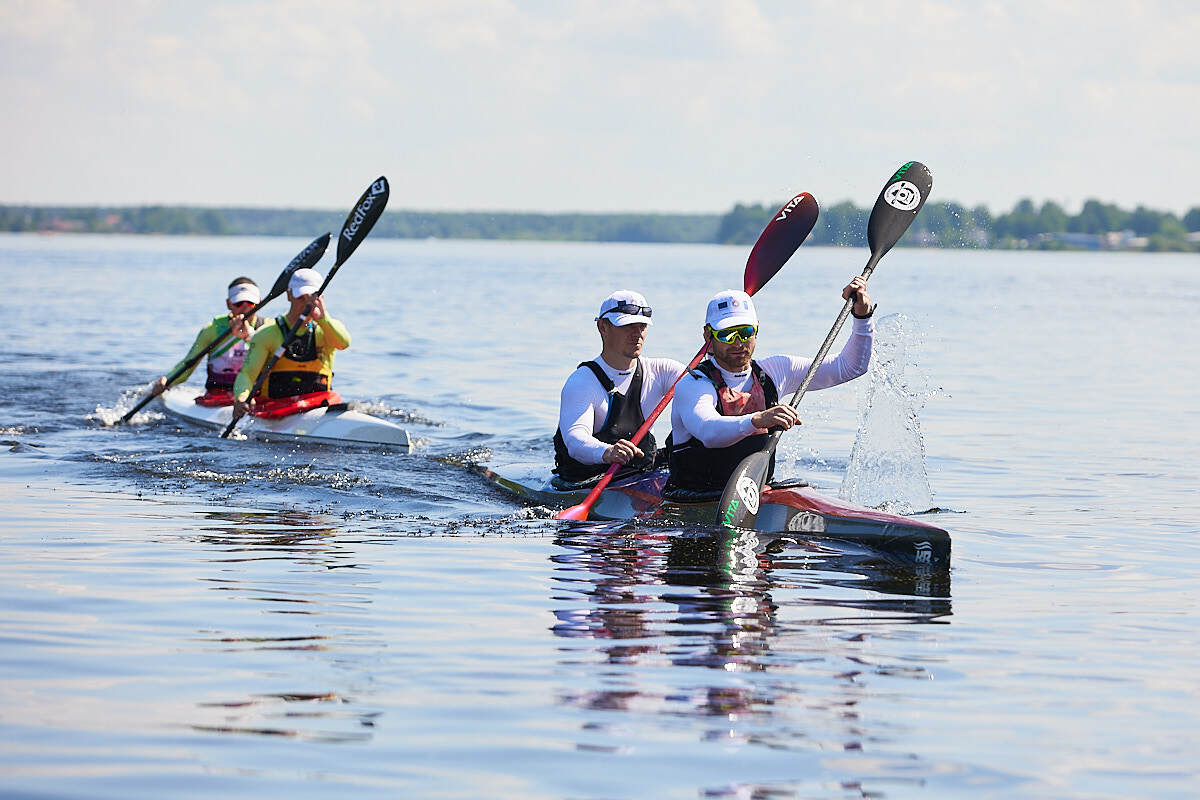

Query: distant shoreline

[3,199,1197,251]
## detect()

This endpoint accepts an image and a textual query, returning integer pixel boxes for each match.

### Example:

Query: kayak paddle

[715,161,932,530]
[556,191,820,521]
[118,232,331,425]
[221,176,390,438]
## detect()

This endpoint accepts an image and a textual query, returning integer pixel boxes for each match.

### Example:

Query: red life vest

[666,359,779,494]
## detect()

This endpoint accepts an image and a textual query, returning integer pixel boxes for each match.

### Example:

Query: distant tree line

[716,199,1200,252]
[3,198,1198,251]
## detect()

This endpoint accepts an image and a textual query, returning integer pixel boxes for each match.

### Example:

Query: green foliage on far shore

[3,198,1198,251]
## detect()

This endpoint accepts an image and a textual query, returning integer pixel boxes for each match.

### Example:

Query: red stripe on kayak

[763,485,943,531]
[251,390,344,419]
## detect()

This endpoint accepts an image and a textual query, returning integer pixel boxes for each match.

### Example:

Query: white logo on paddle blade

[884,181,921,211]
[735,475,760,515]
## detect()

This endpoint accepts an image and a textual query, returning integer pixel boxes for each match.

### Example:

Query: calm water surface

[1,233,1198,798]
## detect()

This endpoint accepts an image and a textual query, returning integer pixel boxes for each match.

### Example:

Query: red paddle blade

[556,502,591,521]
[744,192,819,295]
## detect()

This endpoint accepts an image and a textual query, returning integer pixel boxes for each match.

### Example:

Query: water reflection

[184,508,383,743]
[551,523,951,763]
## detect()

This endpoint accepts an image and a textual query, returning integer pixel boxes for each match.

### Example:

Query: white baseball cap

[288,268,322,298]
[227,282,260,305]
[705,289,758,329]
[595,290,653,326]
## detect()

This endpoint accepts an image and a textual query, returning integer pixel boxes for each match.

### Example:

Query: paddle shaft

[120,297,270,424]
[785,259,876,412]
[219,271,340,438]
[713,266,876,528]
[119,233,331,424]
[219,177,389,439]
[562,343,709,515]
[555,191,820,522]
[716,160,932,529]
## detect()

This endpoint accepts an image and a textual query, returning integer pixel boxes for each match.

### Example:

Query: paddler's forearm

[316,316,350,350]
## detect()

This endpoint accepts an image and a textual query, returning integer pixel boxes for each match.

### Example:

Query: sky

[3,0,1198,215]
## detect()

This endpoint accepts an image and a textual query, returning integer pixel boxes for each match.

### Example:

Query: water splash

[839,314,934,514]
[88,384,162,426]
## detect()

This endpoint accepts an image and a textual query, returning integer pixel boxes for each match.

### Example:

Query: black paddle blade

[744,192,819,295]
[336,176,389,266]
[866,161,932,260]
[269,232,331,298]
[715,449,772,529]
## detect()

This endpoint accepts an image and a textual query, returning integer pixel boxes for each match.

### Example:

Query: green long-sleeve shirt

[166,314,264,387]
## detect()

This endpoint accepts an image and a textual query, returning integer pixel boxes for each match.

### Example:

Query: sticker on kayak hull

[885,180,922,211]
[914,541,933,563]
[786,511,825,533]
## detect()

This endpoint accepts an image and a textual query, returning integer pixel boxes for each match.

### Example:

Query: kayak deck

[478,462,950,569]
[159,386,413,450]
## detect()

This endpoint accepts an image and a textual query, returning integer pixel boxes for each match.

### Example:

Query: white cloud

[1,0,1197,214]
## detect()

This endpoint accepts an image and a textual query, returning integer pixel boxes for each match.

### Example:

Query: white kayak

[158,386,413,449]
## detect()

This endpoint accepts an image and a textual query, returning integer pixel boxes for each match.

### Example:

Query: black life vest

[553,359,657,484]
[666,359,779,493]
[266,315,331,399]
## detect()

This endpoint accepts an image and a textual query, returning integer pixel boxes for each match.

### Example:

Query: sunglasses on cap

[707,324,758,344]
[600,302,652,319]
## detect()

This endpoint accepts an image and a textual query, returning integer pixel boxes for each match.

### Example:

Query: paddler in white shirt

[149,277,265,400]
[232,268,351,418]
[665,278,874,497]
[553,290,686,487]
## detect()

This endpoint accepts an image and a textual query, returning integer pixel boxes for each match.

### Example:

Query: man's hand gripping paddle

[556,192,820,521]
[117,233,331,425]
[220,177,390,439]
[715,161,933,530]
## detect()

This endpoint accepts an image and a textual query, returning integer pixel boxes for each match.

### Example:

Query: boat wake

[349,399,442,427]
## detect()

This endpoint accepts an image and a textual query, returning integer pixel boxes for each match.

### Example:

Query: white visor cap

[227,283,261,305]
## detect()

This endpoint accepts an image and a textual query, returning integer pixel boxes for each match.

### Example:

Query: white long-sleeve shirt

[557,356,686,464]
[670,316,873,448]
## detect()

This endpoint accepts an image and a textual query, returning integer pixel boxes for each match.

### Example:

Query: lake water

[1,232,1198,799]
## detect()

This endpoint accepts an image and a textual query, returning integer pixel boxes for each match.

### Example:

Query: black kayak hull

[478,462,950,570]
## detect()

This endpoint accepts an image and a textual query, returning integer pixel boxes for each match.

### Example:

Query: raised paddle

[715,161,933,530]
[555,191,820,521]
[221,176,390,439]
[118,232,332,424]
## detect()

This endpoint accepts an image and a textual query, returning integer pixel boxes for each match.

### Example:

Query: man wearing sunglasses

[553,290,685,486]
[665,277,874,496]
[149,277,266,400]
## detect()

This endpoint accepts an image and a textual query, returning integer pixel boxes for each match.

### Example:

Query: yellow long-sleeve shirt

[233,315,351,402]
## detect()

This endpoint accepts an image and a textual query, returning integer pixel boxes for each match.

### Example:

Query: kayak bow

[159,386,413,449]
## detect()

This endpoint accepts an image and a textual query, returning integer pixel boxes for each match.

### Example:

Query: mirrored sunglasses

[708,324,758,344]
